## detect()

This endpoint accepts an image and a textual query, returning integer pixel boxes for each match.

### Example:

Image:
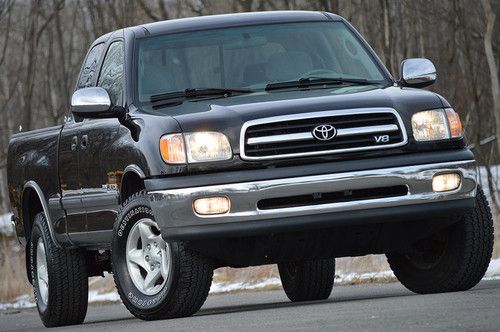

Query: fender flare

[119,165,147,203]
[23,181,61,248]
[122,164,146,181]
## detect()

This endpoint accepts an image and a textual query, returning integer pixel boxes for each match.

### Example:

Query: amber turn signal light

[160,134,186,164]
[445,108,463,138]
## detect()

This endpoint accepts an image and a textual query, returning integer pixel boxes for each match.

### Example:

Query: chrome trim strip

[240,108,408,160]
[337,124,399,137]
[148,160,477,229]
[247,124,399,145]
[248,132,312,145]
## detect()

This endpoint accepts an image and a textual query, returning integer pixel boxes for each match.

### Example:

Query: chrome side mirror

[399,58,436,88]
[71,87,112,117]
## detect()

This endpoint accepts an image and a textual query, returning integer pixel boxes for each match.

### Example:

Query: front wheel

[278,259,335,302]
[112,191,213,320]
[387,187,494,294]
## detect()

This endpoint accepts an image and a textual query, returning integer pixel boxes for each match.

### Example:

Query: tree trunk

[480,0,500,157]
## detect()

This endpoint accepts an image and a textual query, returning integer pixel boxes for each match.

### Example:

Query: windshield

[137,22,388,103]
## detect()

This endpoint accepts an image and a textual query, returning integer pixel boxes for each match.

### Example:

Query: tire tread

[278,259,335,302]
[387,187,494,294]
[31,213,88,327]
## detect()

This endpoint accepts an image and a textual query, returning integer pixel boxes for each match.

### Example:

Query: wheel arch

[120,165,146,203]
[22,181,60,248]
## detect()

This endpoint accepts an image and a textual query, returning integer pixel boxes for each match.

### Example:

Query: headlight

[185,132,232,162]
[411,108,463,141]
[160,132,232,164]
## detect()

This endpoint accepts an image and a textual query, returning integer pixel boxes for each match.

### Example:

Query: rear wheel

[387,187,494,294]
[112,191,213,320]
[30,212,88,327]
[278,259,335,302]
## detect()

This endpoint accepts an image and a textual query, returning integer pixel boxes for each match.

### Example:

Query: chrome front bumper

[148,160,477,230]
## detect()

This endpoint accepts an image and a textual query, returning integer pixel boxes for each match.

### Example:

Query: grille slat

[246,114,396,137]
[241,109,407,160]
[246,133,402,154]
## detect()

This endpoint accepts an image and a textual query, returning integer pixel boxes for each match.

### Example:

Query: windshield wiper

[150,88,254,105]
[265,76,376,91]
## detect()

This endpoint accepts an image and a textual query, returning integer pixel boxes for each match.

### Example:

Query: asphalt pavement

[1,280,499,331]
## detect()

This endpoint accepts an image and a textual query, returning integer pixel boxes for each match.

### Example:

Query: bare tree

[0,0,13,68]
[480,0,500,156]
[138,0,169,21]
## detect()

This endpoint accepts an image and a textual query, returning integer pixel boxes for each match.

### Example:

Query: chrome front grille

[240,108,408,160]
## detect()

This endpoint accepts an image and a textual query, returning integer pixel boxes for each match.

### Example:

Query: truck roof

[94,11,342,45]
[138,11,340,35]
[99,10,339,40]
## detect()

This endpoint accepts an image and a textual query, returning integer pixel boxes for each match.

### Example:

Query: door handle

[81,135,88,150]
[71,136,78,151]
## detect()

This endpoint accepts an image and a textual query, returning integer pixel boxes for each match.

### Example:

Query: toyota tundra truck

[7,11,494,327]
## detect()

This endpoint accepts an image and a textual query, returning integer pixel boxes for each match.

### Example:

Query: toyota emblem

[312,124,337,141]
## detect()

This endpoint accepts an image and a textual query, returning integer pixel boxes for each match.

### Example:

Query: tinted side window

[78,43,104,88]
[98,41,124,104]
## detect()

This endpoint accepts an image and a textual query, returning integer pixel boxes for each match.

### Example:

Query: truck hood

[143,85,445,155]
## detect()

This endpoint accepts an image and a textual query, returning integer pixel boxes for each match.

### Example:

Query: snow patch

[485,257,500,278]
[0,289,123,310]
[332,258,500,283]
[209,277,282,294]
[87,290,121,303]
[0,213,13,236]
[335,270,395,284]
[0,295,35,310]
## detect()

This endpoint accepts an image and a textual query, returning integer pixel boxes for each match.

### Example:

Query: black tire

[387,186,494,294]
[30,212,88,327]
[278,259,335,302]
[112,191,213,320]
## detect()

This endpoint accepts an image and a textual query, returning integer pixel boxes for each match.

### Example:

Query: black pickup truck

[7,11,494,327]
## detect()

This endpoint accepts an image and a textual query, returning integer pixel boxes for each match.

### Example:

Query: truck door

[60,42,105,244]
[79,40,125,245]
[79,118,121,244]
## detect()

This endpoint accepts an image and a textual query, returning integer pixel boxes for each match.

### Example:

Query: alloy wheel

[125,218,172,296]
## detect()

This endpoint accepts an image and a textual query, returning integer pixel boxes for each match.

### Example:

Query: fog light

[432,173,461,192]
[193,197,230,215]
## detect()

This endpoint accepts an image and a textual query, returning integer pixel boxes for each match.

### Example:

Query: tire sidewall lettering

[30,239,39,304]
[125,282,168,308]
[29,220,50,315]
[117,206,152,238]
